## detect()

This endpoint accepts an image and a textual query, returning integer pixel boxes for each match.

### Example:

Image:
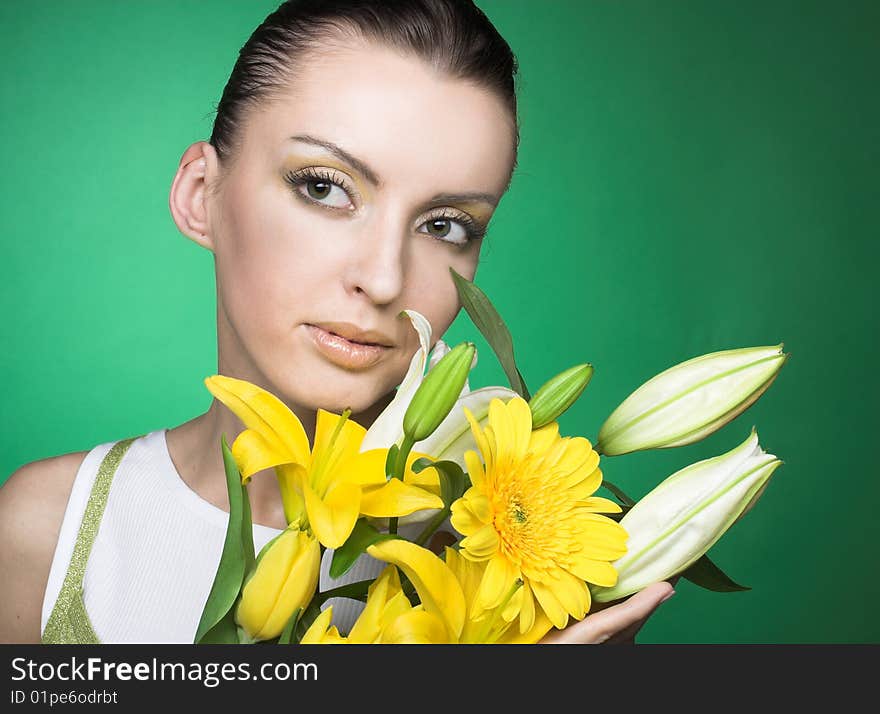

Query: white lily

[596,344,788,456]
[362,309,518,467]
[591,428,783,602]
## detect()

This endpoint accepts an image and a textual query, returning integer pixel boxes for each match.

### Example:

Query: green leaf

[197,609,239,644]
[385,443,399,477]
[329,518,399,579]
[412,457,467,507]
[450,267,530,400]
[681,553,751,592]
[601,478,637,507]
[240,481,255,581]
[194,435,249,644]
[317,579,374,603]
[277,608,302,644]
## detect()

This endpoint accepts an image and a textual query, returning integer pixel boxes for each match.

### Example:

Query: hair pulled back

[209,0,519,168]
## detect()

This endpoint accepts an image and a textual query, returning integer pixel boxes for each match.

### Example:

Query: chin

[297,375,393,418]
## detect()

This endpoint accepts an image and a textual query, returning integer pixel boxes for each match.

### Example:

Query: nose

[344,211,407,306]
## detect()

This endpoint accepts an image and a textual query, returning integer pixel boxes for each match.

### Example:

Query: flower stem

[414,507,451,547]
[393,434,415,480]
[389,434,416,536]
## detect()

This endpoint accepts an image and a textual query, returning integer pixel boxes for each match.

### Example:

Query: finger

[601,579,679,644]
[543,581,675,644]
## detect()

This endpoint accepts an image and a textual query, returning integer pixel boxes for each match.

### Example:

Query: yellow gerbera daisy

[450,396,628,631]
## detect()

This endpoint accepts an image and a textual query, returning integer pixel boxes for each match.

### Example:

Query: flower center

[509,500,528,525]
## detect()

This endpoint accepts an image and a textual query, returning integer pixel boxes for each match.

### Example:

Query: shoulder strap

[42,436,141,644]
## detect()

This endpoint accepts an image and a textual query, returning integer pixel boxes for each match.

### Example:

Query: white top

[40,429,398,643]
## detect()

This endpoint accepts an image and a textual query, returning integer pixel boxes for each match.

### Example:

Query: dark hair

[209,0,519,174]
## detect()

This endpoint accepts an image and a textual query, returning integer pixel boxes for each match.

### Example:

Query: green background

[2,1,877,643]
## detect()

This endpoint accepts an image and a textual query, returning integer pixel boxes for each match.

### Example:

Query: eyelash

[283,167,486,245]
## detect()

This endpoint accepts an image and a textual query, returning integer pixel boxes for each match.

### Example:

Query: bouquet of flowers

[194,269,786,644]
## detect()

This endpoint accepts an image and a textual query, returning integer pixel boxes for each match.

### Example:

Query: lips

[305,323,393,370]
[309,321,394,347]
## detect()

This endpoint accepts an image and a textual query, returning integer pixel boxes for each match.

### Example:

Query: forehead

[239,38,516,194]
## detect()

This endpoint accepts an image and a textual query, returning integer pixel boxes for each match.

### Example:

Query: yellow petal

[204,375,310,465]
[310,410,368,494]
[345,448,390,486]
[299,607,335,644]
[567,465,603,500]
[359,479,444,517]
[488,397,531,468]
[514,579,536,633]
[347,565,401,643]
[459,522,500,559]
[579,496,623,514]
[553,438,599,490]
[550,570,592,621]
[463,406,494,473]
[527,421,560,457]
[572,513,629,561]
[443,547,483,610]
[312,409,366,468]
[303,478,360,549]
[381,609,450,644]
[231,429,292,481]
[367,540,466,640]
[570,558,619,587]
[463,450,486,489]
[530,578,570,630]
[495,609,554,644]
[450,490,490,537]
[275,462,307,526]
[474,554,518,613]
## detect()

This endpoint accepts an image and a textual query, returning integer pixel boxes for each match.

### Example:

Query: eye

[417,211,485,246]
[303,179,351,208]
[284,168,355,210]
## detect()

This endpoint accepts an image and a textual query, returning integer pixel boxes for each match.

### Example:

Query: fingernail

[660,589,676,604]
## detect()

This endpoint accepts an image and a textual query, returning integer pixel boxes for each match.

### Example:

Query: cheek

[403,242,478,337]
[216,190,349,324]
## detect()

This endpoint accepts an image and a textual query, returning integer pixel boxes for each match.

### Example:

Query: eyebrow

[288,133,499,207]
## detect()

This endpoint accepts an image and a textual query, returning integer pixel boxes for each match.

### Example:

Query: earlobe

[168,141,219,252]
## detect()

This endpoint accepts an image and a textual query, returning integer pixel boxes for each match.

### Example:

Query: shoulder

[0,449,90,643]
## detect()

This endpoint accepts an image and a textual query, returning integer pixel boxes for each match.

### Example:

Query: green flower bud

[528,363,594,429]
[403,342,476,443]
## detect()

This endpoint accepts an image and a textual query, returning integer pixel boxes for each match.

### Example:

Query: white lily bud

[596,344,787,456]
[591,429,782,603]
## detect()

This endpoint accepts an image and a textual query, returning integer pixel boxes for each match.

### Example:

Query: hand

[539,580,676,644]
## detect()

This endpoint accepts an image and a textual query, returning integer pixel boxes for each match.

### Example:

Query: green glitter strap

[41,436,141,644]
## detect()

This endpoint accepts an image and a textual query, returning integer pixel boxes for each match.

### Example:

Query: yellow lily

[236,526,320,642]
[302,539,466,644]
[204,375,443,548]
[301,565,415,644]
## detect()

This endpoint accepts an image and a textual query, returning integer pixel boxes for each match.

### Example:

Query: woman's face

[204,38,516,418]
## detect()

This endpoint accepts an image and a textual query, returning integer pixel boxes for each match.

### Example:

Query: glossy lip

[305,323,391,370]
[309,321,395,347]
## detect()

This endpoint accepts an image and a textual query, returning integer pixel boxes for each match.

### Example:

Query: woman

[0,0,673,644]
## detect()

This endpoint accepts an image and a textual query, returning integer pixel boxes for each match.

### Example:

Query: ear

[169,141,221,251]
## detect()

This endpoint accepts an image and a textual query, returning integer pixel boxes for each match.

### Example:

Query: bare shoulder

[0,449,89,643]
